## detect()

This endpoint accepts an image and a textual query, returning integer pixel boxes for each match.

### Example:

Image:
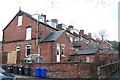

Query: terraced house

[2,10,118,65]
[2,10,81,63]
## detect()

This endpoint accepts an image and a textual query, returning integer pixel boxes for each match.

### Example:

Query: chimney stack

[80,29,84,35]
[88,33,92,38]
[51,19,58,24]
[41,14,46,23]
[68,25,74,29]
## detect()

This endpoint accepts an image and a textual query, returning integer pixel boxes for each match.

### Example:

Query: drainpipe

[34,13,40,63]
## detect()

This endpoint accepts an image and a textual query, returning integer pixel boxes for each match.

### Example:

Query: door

[56,43,60,62]
[16,46,21,64]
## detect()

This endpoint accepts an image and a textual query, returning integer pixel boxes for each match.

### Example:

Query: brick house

[40,30,73,62]
[98,40,119,64]
[2,10,118,65]
[0,42,2,66]
[71,29,100,64]
[71,48,100,64]
[2,10,77,63]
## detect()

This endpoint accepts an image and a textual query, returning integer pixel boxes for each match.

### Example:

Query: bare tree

[99,29,107,41]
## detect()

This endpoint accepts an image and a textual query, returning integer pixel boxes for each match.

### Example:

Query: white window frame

[61,44,65,57]
[25,44,31,57]
[39,16,44,23]
[56,43,60,62]
[70,37,73,43]
[51,21,57,28]
[17,16,23,26]
[80,37,84,41]
[86,56,90,63]
[16,46,20,52]
[26,27,32,40]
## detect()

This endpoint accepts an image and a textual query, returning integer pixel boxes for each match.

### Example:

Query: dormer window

[39,16,44,23]
[80,37,83,41]
[51,21,57,28]
[74,37,79,41]
[32,14,45,23]
[17,16,22,26]
[86,40,89,44]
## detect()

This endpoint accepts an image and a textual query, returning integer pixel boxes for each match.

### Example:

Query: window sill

[17,25,22,27]
[62,55,65,58]
[25,39,32,41]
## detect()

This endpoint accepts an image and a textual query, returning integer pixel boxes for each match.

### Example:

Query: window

[26,27,31,40]
[16,46,20,52]
[26,44,31,56]
[61,44,65,56]
[70,37,73,43]
[61,24,66,30]
[39,16,44,23]
[86,40,89,44]
[32,14,45,23]
[51,21,57,28]
[86,56,90,63]
[17,16,22,26]
[74,37,79,41]
[80,37,84,41]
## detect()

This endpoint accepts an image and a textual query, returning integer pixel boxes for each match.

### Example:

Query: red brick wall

[56,32,73,61]
[3,12,80,63]
[40,32,73,62]
[27,62,96,78]
[70,50,100,64]
[3,40,37,59]
[3,15,56,43]
[0,42,2,66]
[3,13,57,62]
[40,42,52,62]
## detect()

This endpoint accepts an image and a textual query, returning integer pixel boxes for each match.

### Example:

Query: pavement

[14,75,52,80]
[15,75,37,78]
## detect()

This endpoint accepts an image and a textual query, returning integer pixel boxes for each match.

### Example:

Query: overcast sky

[0,0,119,41]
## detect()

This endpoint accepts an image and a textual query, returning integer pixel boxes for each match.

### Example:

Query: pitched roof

[3,10,59,31]
[2,10,83,39]
[40,30,65,43]
[73,41,83,47]
[99,49,108,54]
[74,48,98,55]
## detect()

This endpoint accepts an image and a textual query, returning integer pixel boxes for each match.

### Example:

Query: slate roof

[74,48,98,55]
[99,49,108,54]
[87,42,94,49]
[40,30,65,43]
[82,34,97,42]
[73,41,83,47]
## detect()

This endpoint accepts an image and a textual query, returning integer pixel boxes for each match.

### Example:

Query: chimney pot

[51,19,58,24]
[80,29,84,35]
[88,33,92,38]
[68,25,74,29]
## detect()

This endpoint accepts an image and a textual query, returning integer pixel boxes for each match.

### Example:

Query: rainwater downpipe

[36,14,40,63]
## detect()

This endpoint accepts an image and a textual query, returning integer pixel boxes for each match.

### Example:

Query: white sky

[0,0,119,41]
